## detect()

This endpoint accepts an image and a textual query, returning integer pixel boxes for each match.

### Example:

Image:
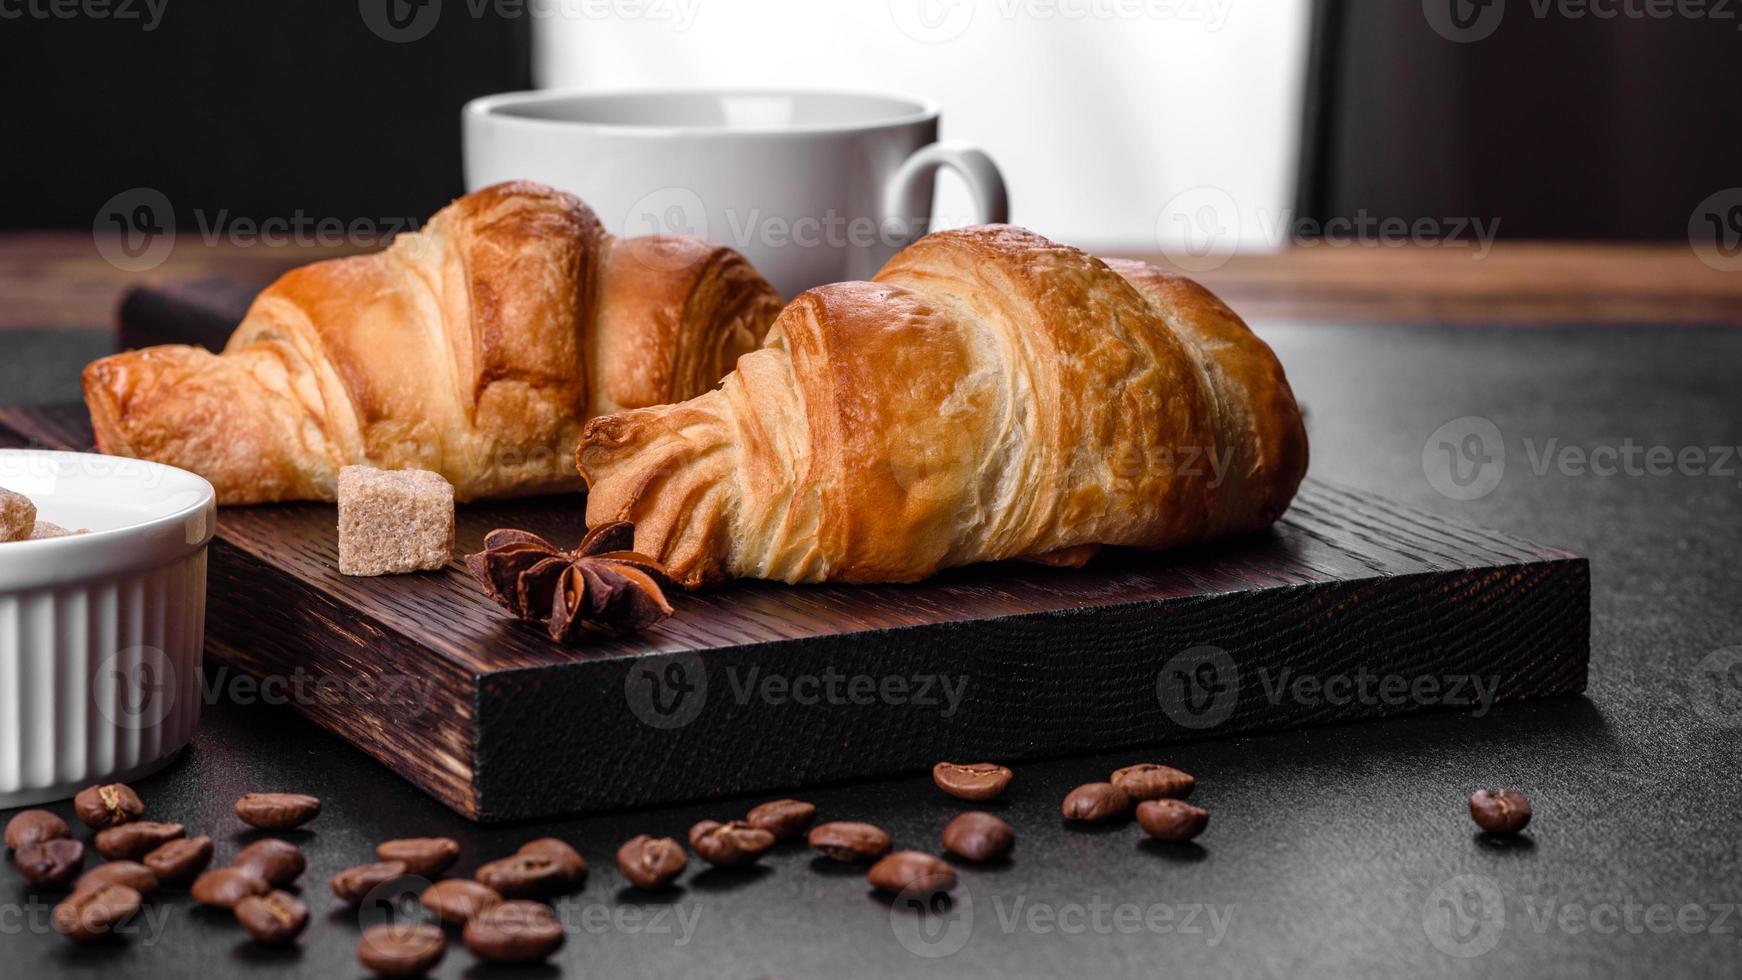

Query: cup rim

[464,87,941,137]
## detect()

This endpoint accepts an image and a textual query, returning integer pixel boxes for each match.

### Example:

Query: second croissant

[577,224,1309,587]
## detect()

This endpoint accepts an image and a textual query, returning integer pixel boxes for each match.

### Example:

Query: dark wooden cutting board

[0,404,1589,822]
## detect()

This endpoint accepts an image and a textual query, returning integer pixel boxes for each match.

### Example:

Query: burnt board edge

[203,536,484,818]
[469,556,1591,821]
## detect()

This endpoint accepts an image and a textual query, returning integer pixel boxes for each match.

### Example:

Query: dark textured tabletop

[4,321,1741,979]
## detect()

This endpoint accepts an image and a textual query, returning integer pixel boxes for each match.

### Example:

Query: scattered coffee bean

[377,837,460,877]
[932,762,1015,801]
[617,835,687,891]
[867,851,957,896]
[421,879,502,925]
[689,820,776,868]
[191,866,270,908]
[74,861,158,897]
[809,822,892,863]
[1111,763,1195,801]
[1136,799,1209,842]
[235,890,310,945]
[93,820,185,860]
[233,838,306,887]
[941,812,1015,862]
[142,835,213,884]
[745,799,817,841]
[234,792,322,831]
[1469,789,1532,835]
[331,861,409,906]
[474,839,585,898]
[1062,782,1133,822]
[5,810,69,852]
[15,838,85,887]
[463,900,566,965]
[475,853,566,898]
[358,922,446,978]
[517,838,587,889]
[73,783,143,829]
[52,883,141,943]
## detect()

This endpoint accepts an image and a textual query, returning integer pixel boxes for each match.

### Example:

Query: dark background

[0,1,530,230]
[1298,0,1742,239]
[4,0,1741,238]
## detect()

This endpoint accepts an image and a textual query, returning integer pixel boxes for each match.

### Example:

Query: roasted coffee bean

[358,922,446,978]
[143,835,213,884]
[93,820,185,860]
[1469,789,1532,835]
[472,838,584,899]
[867,851,957,896]
[617,835,687,891]
[932,761,1015,801]
[421,879,501,925]
[73,783,144,829]
[689,820,776,868]
[191,866,270,908]
[1062,782,1132,822]
[745,799,817,841]
[52,883,141,943]
[234,792,322,831]
[463,900,566,965]
[475,854,566,898]
[233,838,306,887]
[1111,763,1195,801]
[74,861,158,897]
[376,837,460,877]
[1136,799,1209,842]
[15,838,85,887]
[941,812,1015,862]
[235,890,310,945]
[5,809,69,851]
[809,822,892,863]
[331,861,409,906]
[516,838,587,889]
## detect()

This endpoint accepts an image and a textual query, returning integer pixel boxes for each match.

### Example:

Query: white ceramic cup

[463,89,1009,299]
[0,450,215,807]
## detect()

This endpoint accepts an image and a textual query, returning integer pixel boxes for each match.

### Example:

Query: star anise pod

[464,521,676,642]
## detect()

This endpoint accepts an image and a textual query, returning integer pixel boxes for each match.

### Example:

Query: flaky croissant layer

[578,224,1309,587]
[83,181,784,504]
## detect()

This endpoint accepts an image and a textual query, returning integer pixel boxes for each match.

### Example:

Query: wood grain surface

[8,232,1741,330]
[0,405,1591,822]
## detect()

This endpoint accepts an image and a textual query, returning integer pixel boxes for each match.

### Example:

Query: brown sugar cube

[0,487,36,542]
[337,466,455,576]
[30,522,81,540]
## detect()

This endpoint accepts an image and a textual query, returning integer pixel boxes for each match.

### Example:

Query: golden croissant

[83,181,784,504]
[577,225,1309,587]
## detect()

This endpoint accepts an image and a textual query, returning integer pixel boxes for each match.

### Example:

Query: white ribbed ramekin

[0,449,215,807]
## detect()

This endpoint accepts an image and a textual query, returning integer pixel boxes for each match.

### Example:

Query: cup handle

[882,141,1010,243]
